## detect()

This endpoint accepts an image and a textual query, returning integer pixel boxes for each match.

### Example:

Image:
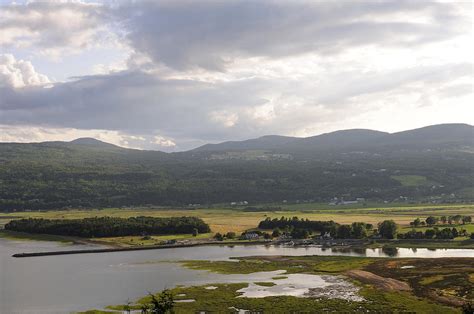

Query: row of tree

[5,216,210,238]
[410,215,472,227]
[257,217,397,239]
[397,227,469,240]
[258,217,338,233]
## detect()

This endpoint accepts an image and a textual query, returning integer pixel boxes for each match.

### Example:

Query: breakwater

[12,240,274,258]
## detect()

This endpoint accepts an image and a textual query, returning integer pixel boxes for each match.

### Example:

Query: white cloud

[152,135,176,148]
[0,1,471,150]
[116,1,468,71]
[209,110,239,128]
[0,124,126,146]
[0,2,112,59]
[0,54,50,88]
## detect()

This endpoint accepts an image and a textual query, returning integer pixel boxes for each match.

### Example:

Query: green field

[391,175,434,187]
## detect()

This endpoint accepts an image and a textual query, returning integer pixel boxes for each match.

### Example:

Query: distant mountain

[0,123,472,211]
[287,129,388,152]
[69,137,120,148]
[192,124,473,155]
[195,135,297,152]
[371,124,474,148]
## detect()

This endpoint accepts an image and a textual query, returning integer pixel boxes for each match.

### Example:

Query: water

[1,238,473,313]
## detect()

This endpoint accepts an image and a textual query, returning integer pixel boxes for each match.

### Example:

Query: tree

[452,227,459,238]
[425,216,438,226]
[192,228,198,237]
[413,218,421,227]
[378,220,397,239]
[263,232,272,239]
[225,232,236,239]
[424,229,435,239]
[336,225,352,239]
[148,290,174,314]
[124,299,132,314]
[436,228,454,239]
[291,228,310,239]
[214,232,224,241]
[140,303,151,314]
[440,216,447,224]
[351,222,367,238]
[272,228,282,238]
[462,216,472,224]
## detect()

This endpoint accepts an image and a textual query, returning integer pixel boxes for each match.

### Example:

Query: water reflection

[381,246,398,257]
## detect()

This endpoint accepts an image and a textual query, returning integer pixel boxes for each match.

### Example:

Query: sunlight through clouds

[0,1,472,151]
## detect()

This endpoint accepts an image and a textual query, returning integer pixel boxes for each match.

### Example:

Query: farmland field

[1,203,473,247]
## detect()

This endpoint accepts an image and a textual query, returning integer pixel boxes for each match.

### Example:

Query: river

[1,238,473,313]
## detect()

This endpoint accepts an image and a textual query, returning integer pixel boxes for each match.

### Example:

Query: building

[241,232,259,240]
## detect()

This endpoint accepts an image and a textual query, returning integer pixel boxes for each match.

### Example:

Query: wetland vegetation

[83,255,472,313]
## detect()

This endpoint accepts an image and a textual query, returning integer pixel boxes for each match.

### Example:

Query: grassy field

[390,175,434,187]
[1,203,473,247]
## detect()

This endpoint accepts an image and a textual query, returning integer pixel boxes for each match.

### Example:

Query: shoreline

[11,240,275,258]
[11,238,474,258]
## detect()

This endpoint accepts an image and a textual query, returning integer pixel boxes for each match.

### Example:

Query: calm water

[1,238,473,313]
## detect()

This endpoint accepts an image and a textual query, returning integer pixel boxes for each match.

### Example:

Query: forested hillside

[0,124,472,211]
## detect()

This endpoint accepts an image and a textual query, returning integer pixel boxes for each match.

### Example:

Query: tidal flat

[84,255,472,313]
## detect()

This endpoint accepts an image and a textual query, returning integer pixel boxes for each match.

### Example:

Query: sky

[0,0,472,151]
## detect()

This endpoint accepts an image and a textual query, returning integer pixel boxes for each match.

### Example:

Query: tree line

[258,217,338,233]
[258,217,396,239]
[4,216,210,238]
[410,215,472,227]
[397,227,468,240]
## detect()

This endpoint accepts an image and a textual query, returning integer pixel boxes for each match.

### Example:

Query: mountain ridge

[0,123,472,210]
[192,123,473,153]
[0,123,471,154]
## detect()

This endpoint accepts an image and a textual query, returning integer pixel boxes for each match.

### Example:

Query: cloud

[0,1,111,59]
[152,135,176,148]
[116,1,468,71]
[0,54,50,88]
[0,57,471,150]
[0,1,472,150]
